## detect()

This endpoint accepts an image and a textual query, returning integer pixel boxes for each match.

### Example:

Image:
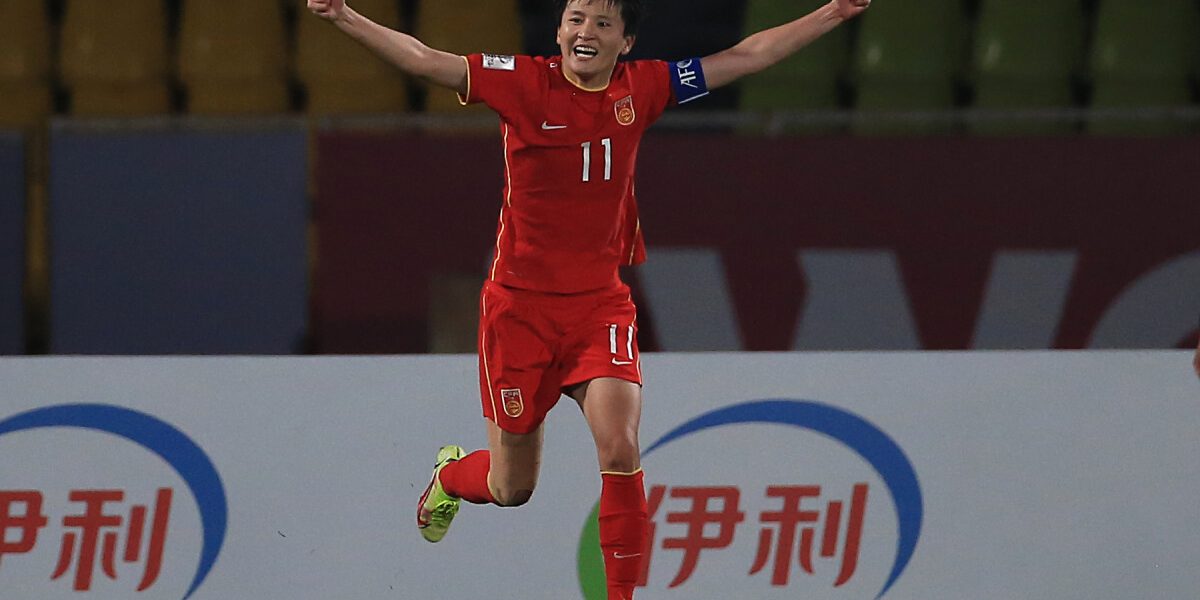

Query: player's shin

[599,470,648,599]
[438,450,497,504]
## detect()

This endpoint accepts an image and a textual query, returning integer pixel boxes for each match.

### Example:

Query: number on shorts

[609,323,635,362]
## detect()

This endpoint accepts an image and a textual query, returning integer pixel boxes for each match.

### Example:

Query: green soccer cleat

[416,444,465,543]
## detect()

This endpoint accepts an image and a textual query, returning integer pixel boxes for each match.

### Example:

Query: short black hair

[555,0,645,37]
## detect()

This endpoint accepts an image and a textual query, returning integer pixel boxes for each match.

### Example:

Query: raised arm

[701,0,871,91]
[307,0,467,95]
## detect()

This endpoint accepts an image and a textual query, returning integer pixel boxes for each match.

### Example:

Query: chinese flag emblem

[501,388,524,418]
[614,95,636,126]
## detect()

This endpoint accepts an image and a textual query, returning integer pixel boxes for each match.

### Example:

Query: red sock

[599,470,648,600]
[437,450,496,505]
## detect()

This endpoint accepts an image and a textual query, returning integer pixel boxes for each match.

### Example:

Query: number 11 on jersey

[581,138,612,182]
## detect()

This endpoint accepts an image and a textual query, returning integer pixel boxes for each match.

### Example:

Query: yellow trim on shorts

[480,294,500,421]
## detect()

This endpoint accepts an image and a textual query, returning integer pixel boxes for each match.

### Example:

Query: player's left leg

[569,377,646,600]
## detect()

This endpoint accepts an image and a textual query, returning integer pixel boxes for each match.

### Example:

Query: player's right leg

[570,377,647,600]
[560,286,647,599]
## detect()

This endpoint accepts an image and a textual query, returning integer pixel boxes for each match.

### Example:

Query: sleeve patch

[483,54,516,71]
[669,58,709,104]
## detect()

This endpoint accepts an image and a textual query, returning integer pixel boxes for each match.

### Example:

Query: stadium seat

[1088,0,1200,135]
[295,0,410,115]
[177,0,290,114]
[738,0,850,133]
[850,0,967,135]
[58,0,171,116]
[415,0,522,112]
[0,0,53,128]
[969,0,1084,135]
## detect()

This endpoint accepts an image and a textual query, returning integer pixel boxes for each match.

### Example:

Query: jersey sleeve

[458,54,543,121]
[628,60,676,126]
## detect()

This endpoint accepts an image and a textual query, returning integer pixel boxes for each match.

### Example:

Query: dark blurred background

[1,0,1198,355]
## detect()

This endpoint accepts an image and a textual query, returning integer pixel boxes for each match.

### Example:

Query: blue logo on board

[642,399,923,598]
[0,404,227,599]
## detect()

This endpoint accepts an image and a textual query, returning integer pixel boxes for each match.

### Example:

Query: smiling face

[555,0,635,89]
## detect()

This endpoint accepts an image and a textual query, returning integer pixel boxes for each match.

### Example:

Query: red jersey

[460,54,675,293]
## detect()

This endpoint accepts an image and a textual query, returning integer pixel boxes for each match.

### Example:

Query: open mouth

[573,45,599,59]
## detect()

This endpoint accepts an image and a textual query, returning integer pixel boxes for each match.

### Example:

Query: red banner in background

[313,132,1200,354]
[313,132,501,353]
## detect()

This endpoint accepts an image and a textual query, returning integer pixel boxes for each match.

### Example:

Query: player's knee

[596,437,640,474]
[599,456,639,474]
[493,487,534,507]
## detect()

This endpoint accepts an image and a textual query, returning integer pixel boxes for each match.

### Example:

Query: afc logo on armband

[669,58,710,104]
[675,59,700,89]
[483,54,516,71]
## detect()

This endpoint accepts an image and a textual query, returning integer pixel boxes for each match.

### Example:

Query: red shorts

[478,279,642,434]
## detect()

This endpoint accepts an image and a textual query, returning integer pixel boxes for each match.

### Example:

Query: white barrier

[0,352,1197,599]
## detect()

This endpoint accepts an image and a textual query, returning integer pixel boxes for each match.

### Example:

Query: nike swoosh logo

[613,552,642,559]
[541,121,568,130]
[612,359,634,366]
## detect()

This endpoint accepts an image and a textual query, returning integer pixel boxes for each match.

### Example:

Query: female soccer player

[306,1,871,597]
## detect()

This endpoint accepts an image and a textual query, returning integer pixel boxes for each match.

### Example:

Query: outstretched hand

[308,0,347,21]
[1193,338,1199,378]
[834,0,872,20]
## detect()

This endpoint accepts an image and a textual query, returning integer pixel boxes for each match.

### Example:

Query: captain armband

[669,58,710,104]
